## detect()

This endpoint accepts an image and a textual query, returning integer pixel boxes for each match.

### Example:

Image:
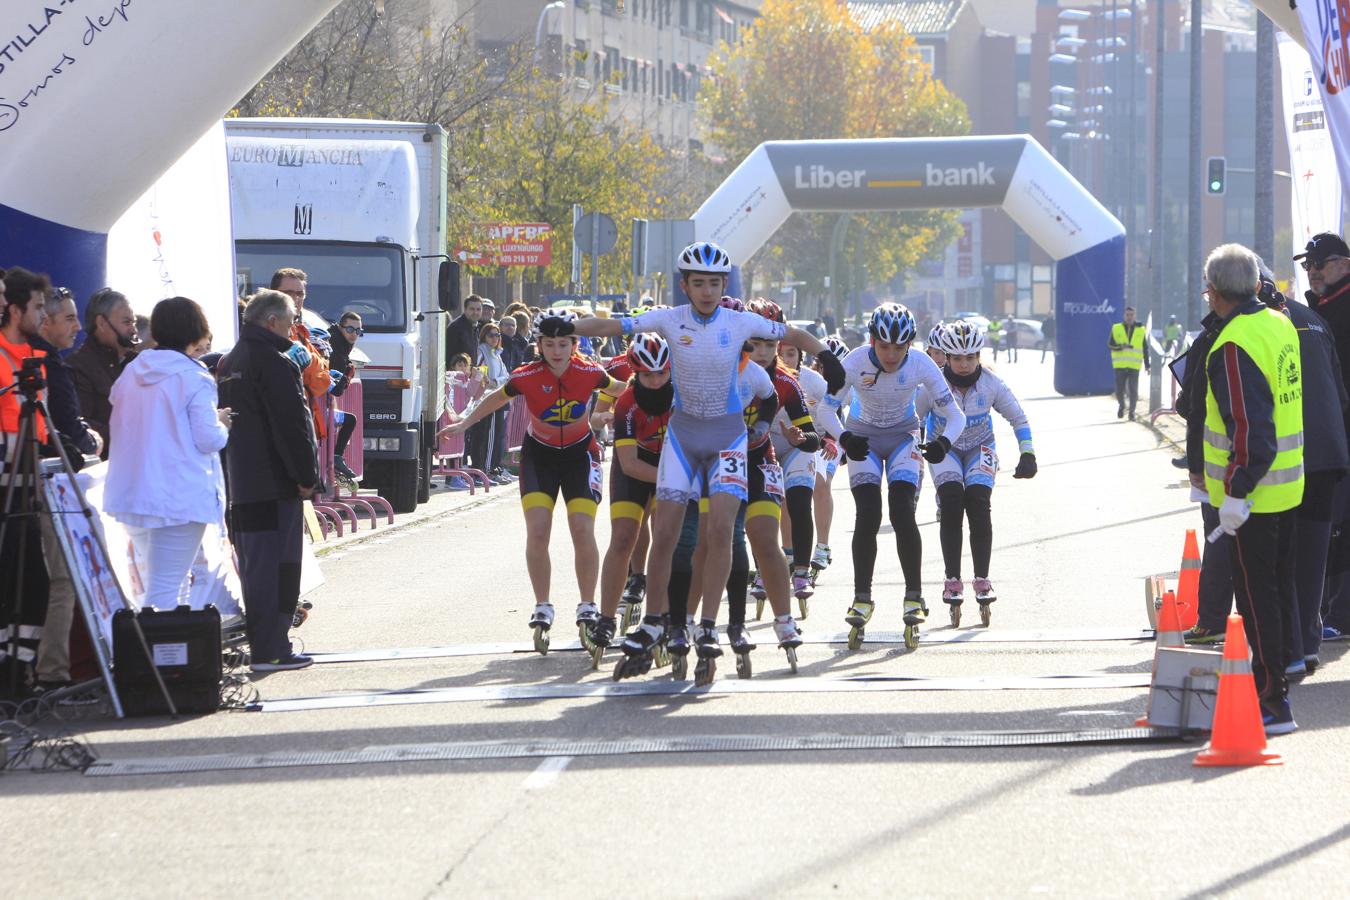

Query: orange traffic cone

[1136,591,1186,726]
[1193,614,1282,767]
[1174,529,1201,630]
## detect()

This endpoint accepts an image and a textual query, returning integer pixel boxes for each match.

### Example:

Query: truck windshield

[235,242,406,332]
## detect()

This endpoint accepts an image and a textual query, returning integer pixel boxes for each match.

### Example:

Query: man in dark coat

[68,287,138,457]
[218,289,320,672]
[444,294,484,368]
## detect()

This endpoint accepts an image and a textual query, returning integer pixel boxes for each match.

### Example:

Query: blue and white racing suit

[620,306,784,503]
[916,368,1033,490]
[820,346,965,489]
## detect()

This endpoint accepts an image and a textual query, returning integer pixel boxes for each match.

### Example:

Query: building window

[916,44,935,71]
[574,40,588,78]
[680,0,690,27]
[604,46,620,83]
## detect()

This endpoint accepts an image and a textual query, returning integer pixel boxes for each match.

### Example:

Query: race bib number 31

[760,463,785,499]
[716,449,748,491]
[979,445,998,476]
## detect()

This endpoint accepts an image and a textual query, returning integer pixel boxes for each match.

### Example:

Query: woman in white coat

[104,297,232,610]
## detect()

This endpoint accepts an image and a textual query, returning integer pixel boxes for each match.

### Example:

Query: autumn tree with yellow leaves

[701,0,971,304]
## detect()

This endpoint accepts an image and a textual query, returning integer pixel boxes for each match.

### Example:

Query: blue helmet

[677,241,733,275]
[868,303,917,345]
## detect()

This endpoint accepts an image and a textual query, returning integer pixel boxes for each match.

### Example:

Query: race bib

[716,449,748,491]
[760,462,785,499]
[979,444,998,476]
[589,460,604,501]
[909,432,923,462]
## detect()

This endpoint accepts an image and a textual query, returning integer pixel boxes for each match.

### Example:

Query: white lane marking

[522,755,572,790]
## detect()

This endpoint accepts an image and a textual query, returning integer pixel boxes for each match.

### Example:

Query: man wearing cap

[1298,232,1350,643]
[1108,305,1151,419]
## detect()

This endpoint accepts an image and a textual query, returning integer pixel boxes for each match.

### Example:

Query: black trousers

[233,498,304,663]
[1229,508,1296,705]
[1113,368,1139,414]
[1291,470,1339,659]
[1196,502,1234,631]
[469,408,506,472]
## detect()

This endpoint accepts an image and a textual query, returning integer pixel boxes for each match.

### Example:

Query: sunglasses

[1301,256,1346,272]
[341,325,365,336]
[485,331,501,338]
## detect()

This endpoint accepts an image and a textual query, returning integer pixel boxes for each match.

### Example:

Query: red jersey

[505,356,614,448]
[746,364,809,449]
[605,356,634,384]
[612,387,669,463]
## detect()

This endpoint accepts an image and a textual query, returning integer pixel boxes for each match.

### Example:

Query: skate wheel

[736,652,752,679]
[653,645,671,669]
[949,605,961,628]
[695,657,717,687]
[611,659,627,682]
[533,626,550,655]
[755,598,765,621]
[847,626,863,651]
[672,655,688,681]
[578,624,595,651]
[798,596,809,621]
[980,603,992,628]
[784,646,798,674]
[591,646,604,671]
[904,624,920,650]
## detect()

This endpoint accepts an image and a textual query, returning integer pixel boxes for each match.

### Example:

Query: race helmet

[533,308,578,336]
[868,303,917,345]
[746,297,785,323]
[940,319,986,355]
[627,333,671,372]
[718,295,745,312]
[927,322,949,350]
[822,336,850,361]
[677,241,734,275]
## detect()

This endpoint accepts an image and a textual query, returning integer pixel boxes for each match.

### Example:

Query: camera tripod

[0,359,176,716]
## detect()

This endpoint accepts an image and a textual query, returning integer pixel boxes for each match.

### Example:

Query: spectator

[328,312,363,481]
[0,267,51,693]
[1041,314,1056,363]
[134,314,155,350]
[30,284,102,691]
[1164,316,1183,356]
[1200,243,1303,734]
[1297,232,1350,642]
[1255,262,1348,676]
[445,294,484,368]
[270,267,332,442]
[822,307,837,335]
[480,297,497,324]
[809,315,826,338]
[986,315,1003,360]
[218,289,320,673]
[103,298,231,612]
[1004,316,1019,363]
[448,352,476,379]
[470,320,512,484]
[33,286,101,460]
[69,287,138,457]
[499,313,528,371]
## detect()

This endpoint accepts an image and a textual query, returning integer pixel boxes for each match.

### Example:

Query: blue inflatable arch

[691,135,1125,395]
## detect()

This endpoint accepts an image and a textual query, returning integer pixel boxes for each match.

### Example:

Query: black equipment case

[112,605,222,716]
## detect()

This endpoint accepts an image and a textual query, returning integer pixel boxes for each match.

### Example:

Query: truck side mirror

[439,260,460,313]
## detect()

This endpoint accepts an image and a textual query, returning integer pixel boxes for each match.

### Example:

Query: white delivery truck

[224,118,457,513]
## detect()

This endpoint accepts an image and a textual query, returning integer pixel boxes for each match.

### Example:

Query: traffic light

[1206,156,1226,195]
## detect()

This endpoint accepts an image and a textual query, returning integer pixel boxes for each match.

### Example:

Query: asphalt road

[8,356,1349,899]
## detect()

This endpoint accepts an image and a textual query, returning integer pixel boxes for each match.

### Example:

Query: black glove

[817,348,846,394]
[840,431,870,461]
[537,317,575,338]
[796,431,822,454]
[920,435,950,464]
[1013,452,1037,479]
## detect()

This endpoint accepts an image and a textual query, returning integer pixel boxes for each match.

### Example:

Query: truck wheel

[369,458,419,513]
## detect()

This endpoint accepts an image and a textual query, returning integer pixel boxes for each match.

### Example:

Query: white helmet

[868,303,917,345]
[677,241,733,275]
[533,308,577,335]
[927,322,949,350]
[940,319,986,355]
[822,336,850,361]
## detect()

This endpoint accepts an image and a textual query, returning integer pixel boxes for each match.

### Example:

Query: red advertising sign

[455,223,553,267]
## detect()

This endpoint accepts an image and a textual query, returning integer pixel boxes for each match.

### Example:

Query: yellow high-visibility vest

[1109,322,1145,370]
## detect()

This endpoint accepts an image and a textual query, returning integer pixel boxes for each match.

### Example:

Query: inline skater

[439,310,624,652]
[819,303,966,649]
[925,322,948,367]
[920,321,1037,626]
[588,334,672,665]
[550,242,844,680]
[807,337,849,581]
[753,300,828,618]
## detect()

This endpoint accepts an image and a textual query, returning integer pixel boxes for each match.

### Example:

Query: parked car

[1006,318,1046,348]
